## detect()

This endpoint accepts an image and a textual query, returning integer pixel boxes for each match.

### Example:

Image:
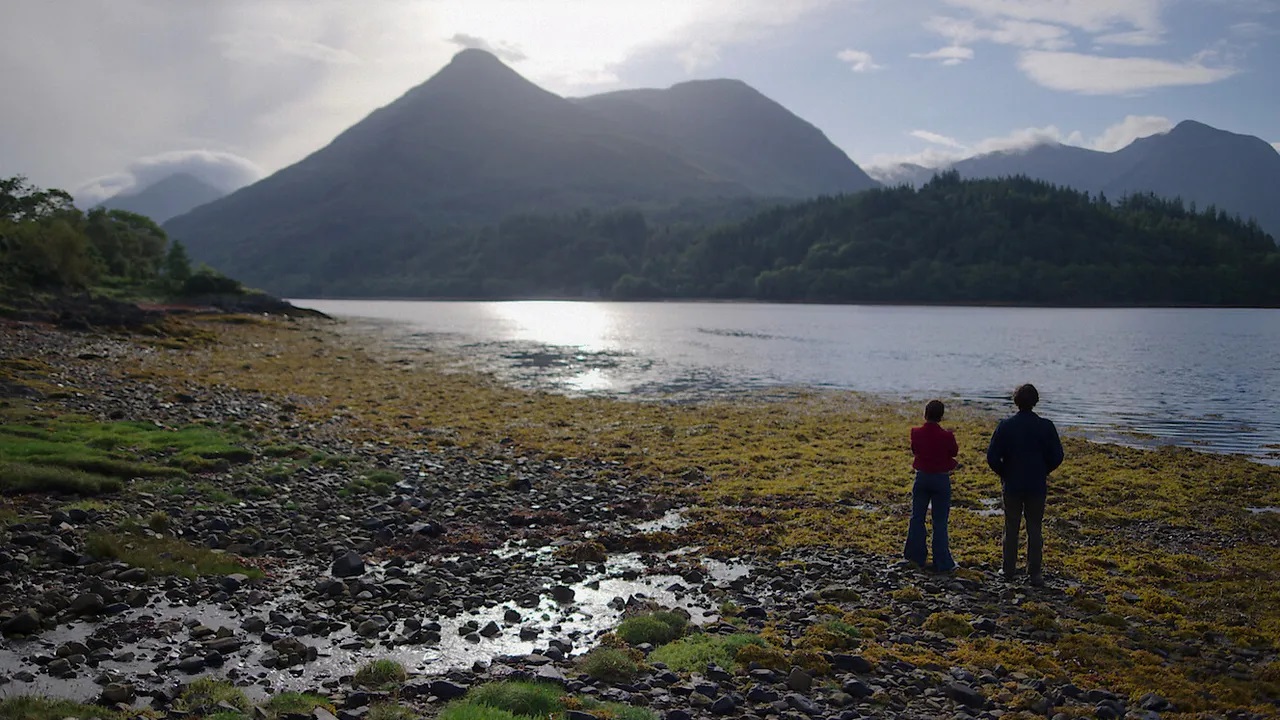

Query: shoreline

[1,313,1278,718]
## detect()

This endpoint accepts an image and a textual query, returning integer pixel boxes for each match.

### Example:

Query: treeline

[284,172,1280,306]
[0,176,242,297]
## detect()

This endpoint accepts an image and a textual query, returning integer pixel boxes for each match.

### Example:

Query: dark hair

[924,400,945,422]
[1013,383,1039,411]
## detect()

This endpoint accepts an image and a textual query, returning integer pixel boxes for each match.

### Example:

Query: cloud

[942,0,1164,36]
[447,33,527,63]
[1272,142,1280,154]
[836,48,882,72]
[910,130,965,148]
[865,114,1173,173]
[1018,50,1237,94]
[75,150,264,206]
[924,15,1073,51]
[1090,115,1173,151]
[1093,29,1165,46]
[910,45,975,65]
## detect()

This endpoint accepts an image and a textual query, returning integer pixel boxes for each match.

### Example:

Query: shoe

[1029,574,1045,587]
[1000,568,1021,582]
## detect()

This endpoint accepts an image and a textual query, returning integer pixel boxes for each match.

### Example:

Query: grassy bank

[7,314,1280,714]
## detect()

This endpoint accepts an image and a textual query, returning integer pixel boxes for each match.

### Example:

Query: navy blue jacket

[986,410,1064,495]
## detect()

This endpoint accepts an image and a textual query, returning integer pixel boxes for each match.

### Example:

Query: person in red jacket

[904,399,959,571]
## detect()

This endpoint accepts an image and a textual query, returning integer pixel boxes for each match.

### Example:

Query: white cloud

[1093,29,1165,46]
[866,115,1173,173]
[1272,142,1280,153]
[836,48,882,72]
[911,130,965,148]
[74,150,264,206]
[910,45,975,65]
[942,0,1164,36]
[1090,115,1174,151]
[447,33,527,63]
[1018,50,1237,94]
[924,15,1073,50]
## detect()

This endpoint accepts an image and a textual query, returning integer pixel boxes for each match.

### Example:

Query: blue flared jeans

[904,471,955,571]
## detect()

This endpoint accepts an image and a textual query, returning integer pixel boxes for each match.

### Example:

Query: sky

[1,0,1277,202]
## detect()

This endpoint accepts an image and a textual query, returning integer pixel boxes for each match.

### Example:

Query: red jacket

[911,422,958,473]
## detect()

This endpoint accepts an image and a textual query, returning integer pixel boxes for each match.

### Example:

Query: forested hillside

[283,173,1280,306]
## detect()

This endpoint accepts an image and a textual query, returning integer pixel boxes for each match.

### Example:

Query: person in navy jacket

[986,383,1064,586]
[904,400,959,571]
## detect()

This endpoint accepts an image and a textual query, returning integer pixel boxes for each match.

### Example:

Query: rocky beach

[1,311,1278,720]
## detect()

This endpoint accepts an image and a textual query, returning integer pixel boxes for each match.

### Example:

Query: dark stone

[69,593,105,616]
[709,696,737,715]
[430,680,469,700]
[331,551,365,578]
[841,679,873,698]
[784,693,819,716]
[550,585,575,603]
[945,683,985,709]
[3,609,42,635]
[831,654,873,674]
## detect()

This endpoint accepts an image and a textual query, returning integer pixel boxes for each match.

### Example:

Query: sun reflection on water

[490,301,614,351]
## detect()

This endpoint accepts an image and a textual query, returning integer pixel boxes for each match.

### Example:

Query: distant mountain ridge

[165,49,877,290]
[98,172,225,223]
[869,121,1280,240]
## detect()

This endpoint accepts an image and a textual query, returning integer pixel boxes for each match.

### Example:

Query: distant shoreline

[288,296,1280,310]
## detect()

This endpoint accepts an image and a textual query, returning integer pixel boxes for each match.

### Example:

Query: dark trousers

[904,471,955,571]
[1003,490,1046,577]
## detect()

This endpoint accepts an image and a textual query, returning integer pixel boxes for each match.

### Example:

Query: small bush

[354,659,407,689]
[176,677,250,715]
[577,647,640,683]
[616,612,686,646]
[470,681,565,716]
[147,511,170,532]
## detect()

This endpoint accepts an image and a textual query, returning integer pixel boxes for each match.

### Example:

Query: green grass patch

[469,681,565,717]
[264,692,335,717]
[616,611,687,646]
[175,677,250,716]
[86,531,262,579]
[0,409,251,495]
[343,473,396,496]
[0,696,128,720]
[577,647,641,683]
[649,633,766,672]
[438,704,521,720]
[353,659,407,690]
[578,699,658,720]
[0,460,122,495]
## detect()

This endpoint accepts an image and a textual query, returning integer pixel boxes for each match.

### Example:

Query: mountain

[872,121,1280,240]
[98,172,225,223]
[574,79,877,197]
[165,49,876,291]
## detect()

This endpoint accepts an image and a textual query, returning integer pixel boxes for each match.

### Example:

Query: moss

[0,696,128,720]
[648,633,765,672]
[86,531,262,579]
[110,315,1280,715]
[923,612,974,639]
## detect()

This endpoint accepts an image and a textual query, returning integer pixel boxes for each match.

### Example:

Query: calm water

[295,300,1280,462]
